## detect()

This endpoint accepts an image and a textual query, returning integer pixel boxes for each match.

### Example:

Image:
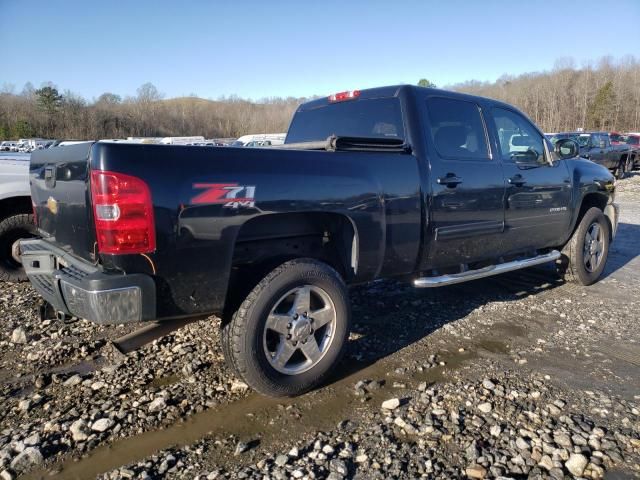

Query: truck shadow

[327,221,640,385]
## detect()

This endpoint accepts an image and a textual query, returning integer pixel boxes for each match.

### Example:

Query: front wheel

[222,258,351,397]
[559,207,610,286]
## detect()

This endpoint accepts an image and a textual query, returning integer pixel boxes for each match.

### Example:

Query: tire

[559,207,610,286]
[221,258,351,397]
[614,160,626,180]
[0,213,37,283]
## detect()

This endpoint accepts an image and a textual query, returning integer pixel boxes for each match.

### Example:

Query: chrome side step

[414,250,561,288]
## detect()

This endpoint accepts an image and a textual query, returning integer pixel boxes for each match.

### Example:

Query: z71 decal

[191,183,256,209]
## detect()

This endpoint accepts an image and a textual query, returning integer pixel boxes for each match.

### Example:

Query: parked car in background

[230,133,286,147]
[0,156,36,281]
[0,141,18,152]
[609,132,625,145]
[565,131,633,179]
[23,85,618,397]
[624,133,640,169]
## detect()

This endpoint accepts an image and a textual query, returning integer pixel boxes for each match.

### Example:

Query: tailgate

[30,142,96,262]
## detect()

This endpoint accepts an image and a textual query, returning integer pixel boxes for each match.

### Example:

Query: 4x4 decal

[191,183,256,208]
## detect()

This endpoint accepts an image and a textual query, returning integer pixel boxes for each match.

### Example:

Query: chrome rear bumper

[20,239,155,324]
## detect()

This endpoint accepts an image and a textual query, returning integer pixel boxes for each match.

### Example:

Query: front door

[423,96,506,270]
[488,107,572,252]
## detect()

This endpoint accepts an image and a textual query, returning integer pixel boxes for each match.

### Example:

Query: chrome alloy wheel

[263,285,337,375]
[583,222,604,273]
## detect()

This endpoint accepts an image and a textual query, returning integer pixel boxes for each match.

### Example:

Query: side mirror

[599,140,606,149]
[555,139,579,160]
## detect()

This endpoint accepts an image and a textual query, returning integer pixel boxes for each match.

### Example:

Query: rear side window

[426,97,490,160]
[286,98,404,143]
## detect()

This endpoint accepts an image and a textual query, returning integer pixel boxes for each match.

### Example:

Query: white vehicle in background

[159,136,205,145]
[0,156,35,281]
[0,142,18,152]
[230,133,286,147]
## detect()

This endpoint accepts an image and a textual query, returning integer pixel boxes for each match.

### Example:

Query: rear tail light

[90,170,156,254]
[328,90,360,102]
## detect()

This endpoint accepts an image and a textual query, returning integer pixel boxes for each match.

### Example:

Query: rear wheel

[221,258,350,397]
[0,214,37,282]
[559,207,610,286]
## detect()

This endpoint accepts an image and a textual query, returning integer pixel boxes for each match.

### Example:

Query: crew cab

[570,131,633,179]
[22,86,618,396]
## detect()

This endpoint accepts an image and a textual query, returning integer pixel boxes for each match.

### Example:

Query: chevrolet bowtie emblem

[47,196,58,215]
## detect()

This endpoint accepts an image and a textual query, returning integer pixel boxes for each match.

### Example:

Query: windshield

[286,97,405,144]
[577,135,591,147]
[610,133,623,142]
[626,136,639,145]
[547,133,578,144]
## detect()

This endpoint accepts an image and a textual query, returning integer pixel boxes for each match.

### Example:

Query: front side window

[491,108,546,164]
[425,97,490,160]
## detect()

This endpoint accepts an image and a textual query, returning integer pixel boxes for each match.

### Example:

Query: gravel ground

[1,174,639,479]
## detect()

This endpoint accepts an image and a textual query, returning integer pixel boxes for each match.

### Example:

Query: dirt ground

[1,174,639,480]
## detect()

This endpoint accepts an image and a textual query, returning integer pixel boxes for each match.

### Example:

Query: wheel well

[576,193,611,238]
[0,196,32,221]
[223,212,357,318]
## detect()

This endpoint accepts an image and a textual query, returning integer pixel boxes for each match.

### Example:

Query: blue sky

[1,0,638,101]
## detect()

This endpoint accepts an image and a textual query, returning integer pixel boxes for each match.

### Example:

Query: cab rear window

[286,98,404,144]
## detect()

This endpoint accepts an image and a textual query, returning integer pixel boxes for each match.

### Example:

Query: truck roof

[296,84,518,113]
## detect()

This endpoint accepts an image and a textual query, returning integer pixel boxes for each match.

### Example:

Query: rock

[234,441,249,456]
[329,459,348,476]
[565,453,588,477]
[9,447,43,472]
[478,402,492,413]
[465,464,487,479]
[64,374,82,386]
[381,398,400,410]
[490,425,501,437]
[288,446,299,457]
[0,469,15,480]
[11,328,27,344]
[17,400,31,412]
[230,380,249,393]
[91,418,115,432]
[516,437,530,450]
[322,444,335,455]
[23,433,40,446]
[90,381,106,391]
[70,419,89,441]
[482,379,496,390]
[538,455,554,471]
[148,397,167,412]
[553,432,573,449]
[274,454,288,467]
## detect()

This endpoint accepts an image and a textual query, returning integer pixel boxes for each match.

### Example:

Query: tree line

[1,56,639,141]
[450,56,640,133]
[0,82,302,140]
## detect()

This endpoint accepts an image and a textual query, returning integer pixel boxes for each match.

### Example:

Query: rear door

[422,95,506,269]
[487,107,572,251]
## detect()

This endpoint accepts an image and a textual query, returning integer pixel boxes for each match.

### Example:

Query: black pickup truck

[22,86,618,396]
[549,131,633,179]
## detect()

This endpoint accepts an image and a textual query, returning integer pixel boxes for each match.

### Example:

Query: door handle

[508,175,526,187]
[437,174,463,188]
